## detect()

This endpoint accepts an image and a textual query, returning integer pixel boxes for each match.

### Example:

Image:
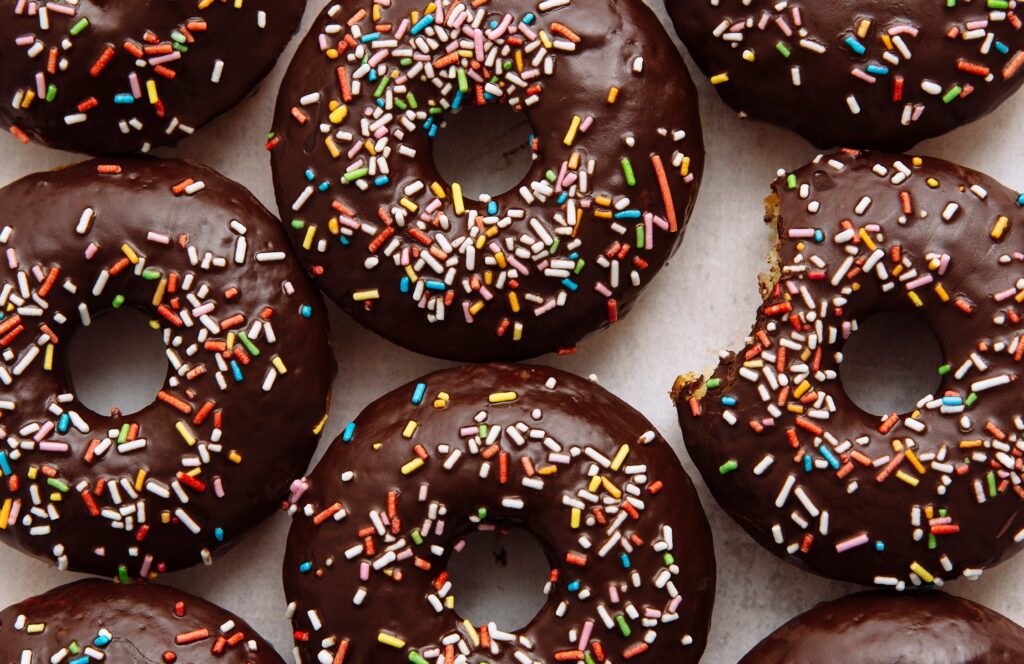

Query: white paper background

[3,3,1024,662]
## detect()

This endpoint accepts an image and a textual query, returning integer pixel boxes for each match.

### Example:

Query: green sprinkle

[775,41,791,58]
[46,478,69,493]
[374,76,391,97]
[636,224,645,248]
[966,393,978,407]
[574,258,585,275]
[410,529,423,546]
[117,424,130,444]
[406,93,417,109]
[408,653,429,664]
[786,174,798,189]
[69,17,90,35]
[141,268,162,280]
[291,219,306,229]
[111,294,125,308]
[457,68,469,93]
[343,168,369,182]
[938,363,951,375]
[719,459,739,475]
[117,565,131,584]
[988,471,997,497]
[942,85,963,104]
[706,378,722,389]
[238,332,260,357]
[477,507,488,520]
[45,84,57,102]
[615,614,632,638]
[621,158,636,186]
[663,553,675,566]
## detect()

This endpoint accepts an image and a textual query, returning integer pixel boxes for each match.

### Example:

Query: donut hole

[67,308,169,416]
[839,312,944,417]
[445,527,551,631]
[432,102,535,201]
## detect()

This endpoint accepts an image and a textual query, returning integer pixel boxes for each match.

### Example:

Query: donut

[740,590,1024,663]
[268,0,704,361]
[666,1,1024,150]
[282,364,715,663]
[1,0,306,154]
[0,158,335,578]
[673,150,1024,587]
[0,578,284,663]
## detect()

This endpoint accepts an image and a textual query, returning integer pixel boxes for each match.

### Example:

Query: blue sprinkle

[368,70,379,82]
[299,561,313,573]
[0,451,12,476]
[343,422,356,442]
[360,32,381,42]
[487,200,499,215]
[94,634,112,647]
[614,210,642,220]
[412,382,427,405]
[58,413,70,434]
[561,278,578,291]
[70,658,89,664]
[113,93,135,104]
[425,279,446,291]
[567,580,581,592]
[568,252,580,260]
[875,541,885,552]
[557,192,568,205]
[844,36,866,55]
[942,396,963,406]
[720,396,737,407]
[230,360,243,383]
[620,553,631,568]
[400,276,410,293]
[803,454,813,472]
[429,124,439,138]
[317,181,330,192]
[215,527,224,542]
[305,169,315,181]
[375,97,386,108]
[489,20,499,29]
[339,236,351,246]
[523,13,536,24]
[865,64,889,75]
[374,176,390,187]
[1017,193,1024,206]
[813,229,825,244]
[300,304,313,318]
[996,41,1010,55]
[452,91,464,110]
[818,445,840,470]
[410,15,435,35]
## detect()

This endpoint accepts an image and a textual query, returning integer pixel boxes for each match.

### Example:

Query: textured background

[2,2,1023,662]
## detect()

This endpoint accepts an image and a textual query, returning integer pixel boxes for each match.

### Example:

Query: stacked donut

[1,1,1024,663]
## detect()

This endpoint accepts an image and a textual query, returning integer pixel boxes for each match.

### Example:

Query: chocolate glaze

[667,1,1024,151]
[0,0,306,154]
[0,579,284,663]
[283,364,715,663]
[674,150,1024,587]
[0,158,335,578]
[269,0,704,361]
[741,590,1024,664]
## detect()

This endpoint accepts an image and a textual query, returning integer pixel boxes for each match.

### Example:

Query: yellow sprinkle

[680,156,691,177]
[488,391,517,404]
[146,79,159,104]
[377,632,406,649]
[607,87,619,104]
[272,356,287,374]
[0,499,11,530]
[21,89,35,108]
[353,289,380,302]
[401,458,425,475]
[513,321,523,341]
[430,181,446,199]
[462,620,480,648]
[537,464,557,475]
[324,137,340,159]
[328,217,340,235]
[910,561,934,583]
[710,73,730,85]
[468,300,485,316]
[404,265,418,283]
[793,380,812,399]
[328,104,348,125]
[600,476,622,499]
[402,421,418,438]
[992,215,1009,240]
[121,243,140,264]
[925,505,935,520]
[908,291,923,307]
[564,115,582,146]
[152,277,167,306]
[302,224,317,251]
[857,19,872,39]
[27,467,37,480]
[313,410,328,435]
[926,177,939,188]
[26,623,45,634]
[588,475,602,493]
[570,507,581,529]
[228,451,243,464]
[161,511,171,524]
[594,209,613,220]
[786,404,805,414]
[175,421,196,447]
[857,228,876,251]
[934,284,949,302]
[913,157,924,167]
[905,449,926,475]
[610,444,629,472]
[43,344,53,371]
[895,470,919,486]
[959,439,983,449]
[198,0,215,8]
[444,595,454,609]
[399,197,418,212]
[508,291,520,313]
[538,30,552,49]
[226,331,236,350]
[186,468,202,478]
[135,469,147,492]
[452,182,465,215]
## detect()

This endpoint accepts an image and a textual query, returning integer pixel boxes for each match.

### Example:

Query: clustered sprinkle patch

[0,162,327,579]
[285,367,709,662]
[272,0,698,350]
[678,150,1024,588]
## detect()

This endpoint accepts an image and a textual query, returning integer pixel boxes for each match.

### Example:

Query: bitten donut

[741,590,1024,664]
[674,150,1024,587]
[0,579,285,663]
[269,0,704,361]
[667,1,1024,150]
[1,0,306,154]
[0,158,335,578]
[283,364,715,663]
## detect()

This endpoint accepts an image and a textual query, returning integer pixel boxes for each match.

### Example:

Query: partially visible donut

[740,590,1024,664]
[0,0,307,154]
[0,579,285,663]
[283,364,715,663]
[0,158,335,578]
[269,0,704,361]
[674,150,1024,587]
[667,1,1024,150]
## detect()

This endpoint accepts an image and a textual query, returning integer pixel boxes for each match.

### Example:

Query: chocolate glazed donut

[667,1,1024,150]
[269,0,704,361]
[0,0,307,154]
[674,150,1024,587]
[741,590,1024,664]
[283,364,715,663]
[0,579,285,663]
[0,158,335,578]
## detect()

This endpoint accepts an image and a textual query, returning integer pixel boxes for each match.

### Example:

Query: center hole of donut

[432,102,535,201]
[67,308,169,416]
[840,312,944,417]
[446,527,550,631]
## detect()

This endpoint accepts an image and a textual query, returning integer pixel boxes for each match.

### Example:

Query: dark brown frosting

[667,1,1024,150]
[269,0,704,361]
[283,363,715,663]
[0,0,306,154]
[675,150,1024,587]
[741,590,1024,664]
[0,158,335,578]
[0,579,285,663]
